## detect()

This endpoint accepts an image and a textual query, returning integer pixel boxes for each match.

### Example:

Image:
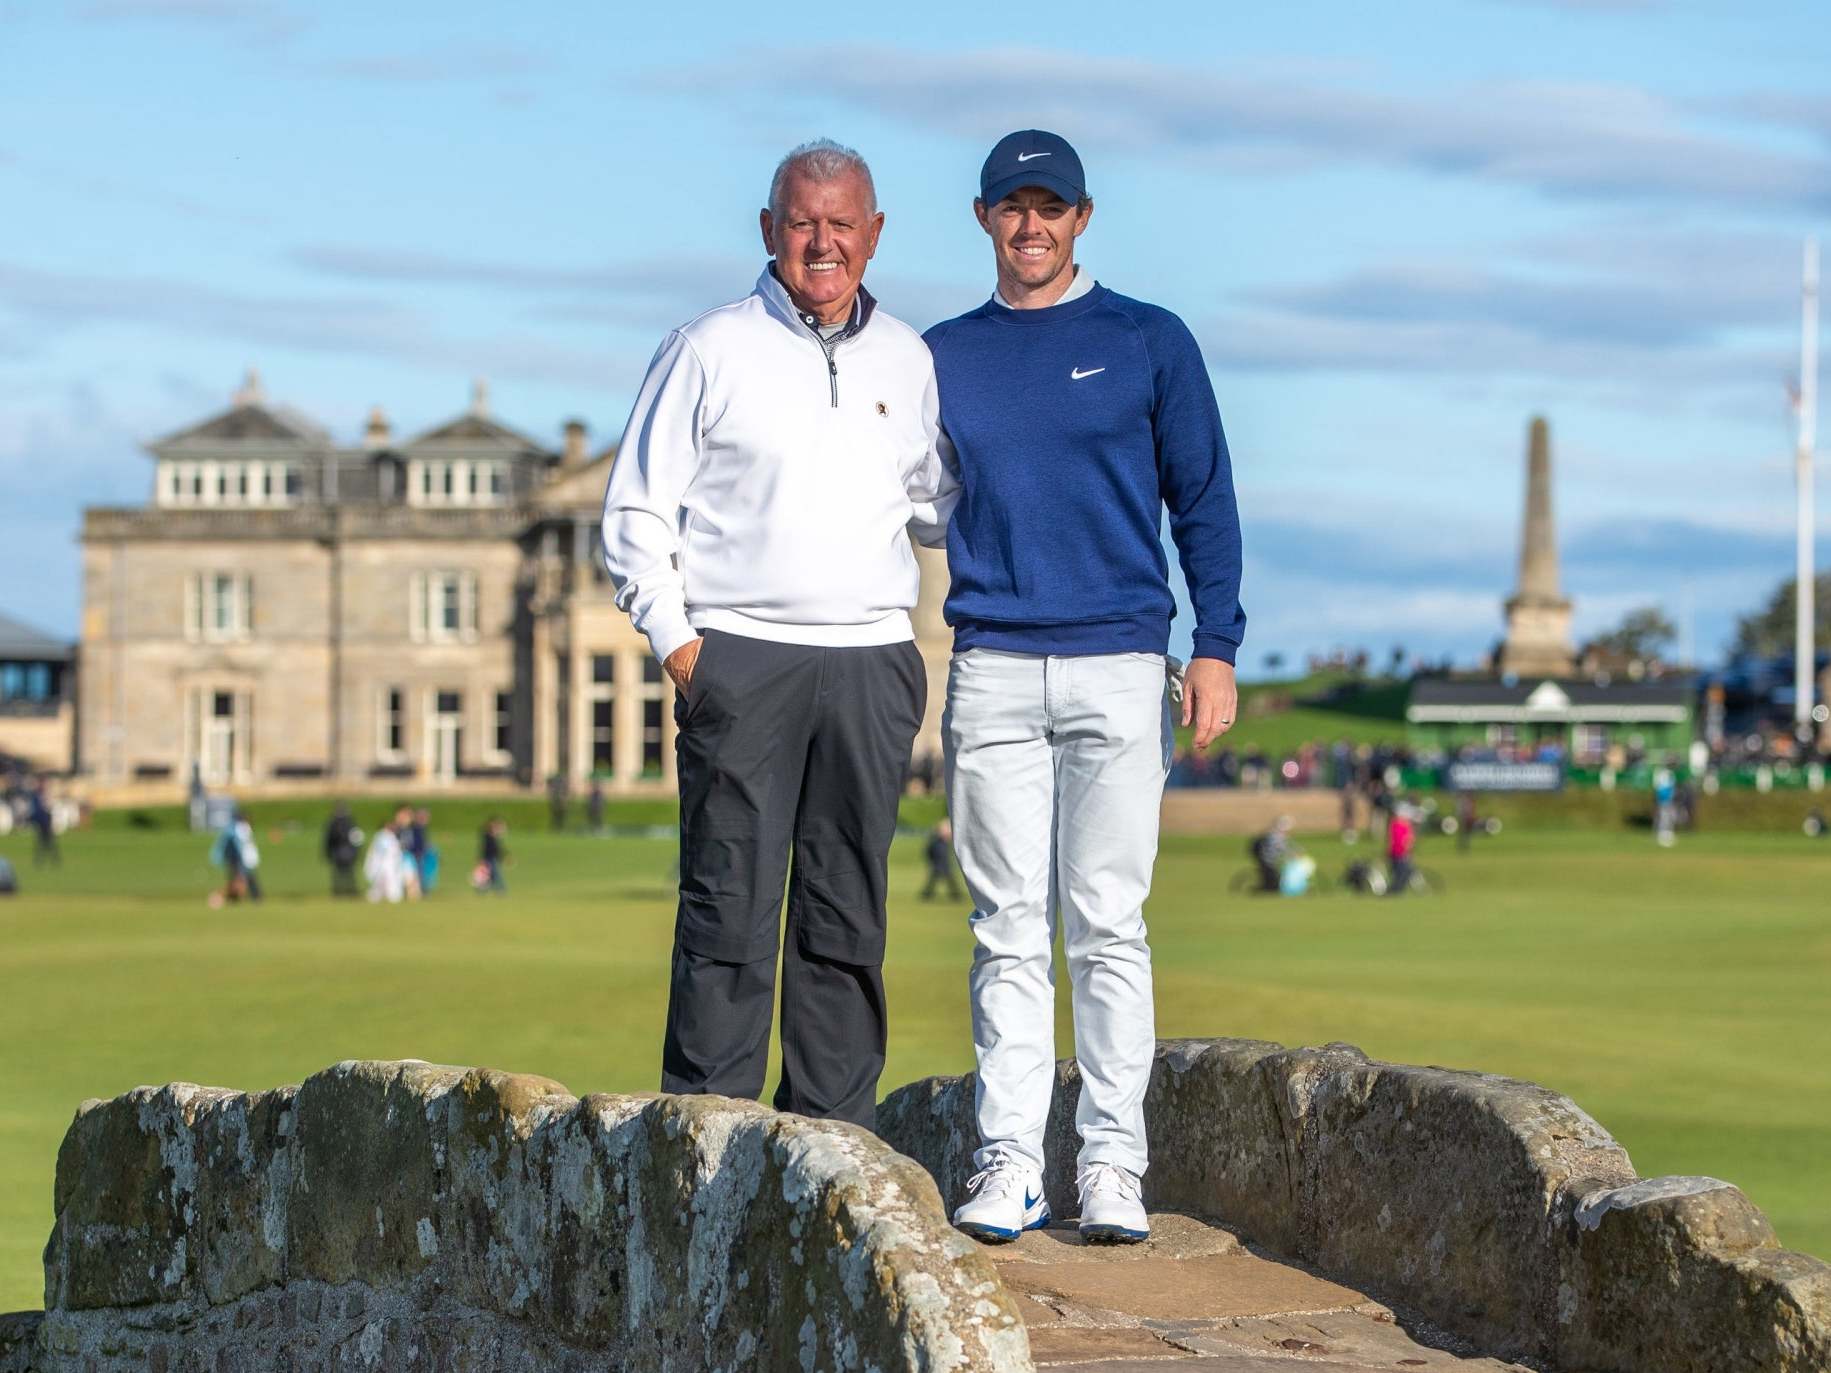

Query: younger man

[928,131,1246,1243]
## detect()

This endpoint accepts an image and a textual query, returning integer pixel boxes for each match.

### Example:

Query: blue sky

[1,0,1826,671]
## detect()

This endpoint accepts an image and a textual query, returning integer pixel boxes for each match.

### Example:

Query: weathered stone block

[535,1093,647,1347]
[1138,1039,1293,1251]
[436,1068,575,1318]
[47,1084,241,1310]
[625,1094,777,1365]
[0,1311,43,1373]
[191,1087,293,1306]
[286,1061,465,1287]
[36,1061,1035,1371]
[1290,1050,1635,1360]
[873,1068,977,1212]
[753,1111,1029,1373]
[1562,1175,1831,1372]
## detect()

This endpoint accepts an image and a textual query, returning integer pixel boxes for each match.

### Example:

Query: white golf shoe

[952,1153,1050,1243]
[1077,1162,1149,1243]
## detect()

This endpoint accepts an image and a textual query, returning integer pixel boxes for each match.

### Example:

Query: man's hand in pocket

[664,637,704,691]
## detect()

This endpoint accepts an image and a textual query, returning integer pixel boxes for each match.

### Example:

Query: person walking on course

[922,819,962,901]
[364,807,409,904]
[27,779,58,868]
[1386,804,1416,894]
[1250,816,1294,894]
[475,816,508,894]
[323,804,360,898]
[1652,767,1678,848]
[407,807,439,895]
[207,807,250,907]
[600,138,952,1128]
[234,809,263,903]
[927,131,1246,1243]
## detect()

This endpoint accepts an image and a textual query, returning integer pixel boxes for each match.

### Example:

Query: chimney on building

[1499,415,1576,679]
[470,378,490,418]
[233,368,264,406]
[364,406,391,451]
[562,418,588,468]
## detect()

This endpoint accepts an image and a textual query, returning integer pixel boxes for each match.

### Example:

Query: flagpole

[1797,236,1820,740]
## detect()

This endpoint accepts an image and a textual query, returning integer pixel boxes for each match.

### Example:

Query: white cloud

[683,47,1830,212]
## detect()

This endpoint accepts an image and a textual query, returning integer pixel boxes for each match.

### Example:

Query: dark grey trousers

[660,628,925,1128]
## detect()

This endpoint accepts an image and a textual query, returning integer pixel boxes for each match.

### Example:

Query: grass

[1174,671,1411,756]
[1,818,1827,1312]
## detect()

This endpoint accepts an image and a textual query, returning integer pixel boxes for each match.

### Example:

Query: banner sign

[1445,760,1564,793]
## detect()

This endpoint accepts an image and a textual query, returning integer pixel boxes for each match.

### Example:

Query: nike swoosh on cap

[1016,151,1052,162]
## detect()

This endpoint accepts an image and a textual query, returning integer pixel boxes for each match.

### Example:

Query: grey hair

[767,138,876,221]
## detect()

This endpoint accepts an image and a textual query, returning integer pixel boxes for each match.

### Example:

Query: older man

[927,131,1246,1242]
[600,140,950,1127]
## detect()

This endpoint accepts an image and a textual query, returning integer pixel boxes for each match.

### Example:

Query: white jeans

[943,648,1171,1177]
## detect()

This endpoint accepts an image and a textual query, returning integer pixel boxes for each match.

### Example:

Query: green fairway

[1172,672,1410,757]
[1,819,1827,1312]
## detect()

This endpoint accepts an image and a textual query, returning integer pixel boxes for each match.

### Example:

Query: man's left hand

[1182,658,1238,750]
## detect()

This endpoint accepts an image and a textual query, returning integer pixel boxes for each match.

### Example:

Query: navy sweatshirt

[923,284,1246,663]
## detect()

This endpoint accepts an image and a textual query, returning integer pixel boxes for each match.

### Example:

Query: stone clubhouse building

[78,372,951,800]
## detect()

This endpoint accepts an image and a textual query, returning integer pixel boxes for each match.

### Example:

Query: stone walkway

[984,1214,1534,1371]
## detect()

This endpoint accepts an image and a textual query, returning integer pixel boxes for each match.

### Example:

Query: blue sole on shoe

[957,1208,1052,1243]
[957,1221,1019,1242]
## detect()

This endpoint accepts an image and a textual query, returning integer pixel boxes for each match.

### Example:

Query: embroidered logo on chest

[876,401,889,416]
[1070,367,1105,381]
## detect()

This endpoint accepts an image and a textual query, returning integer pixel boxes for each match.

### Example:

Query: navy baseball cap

[979,130,1086,208]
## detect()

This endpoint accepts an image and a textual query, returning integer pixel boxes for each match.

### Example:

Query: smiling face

[760,168,884,326]
[975,185,1093,306]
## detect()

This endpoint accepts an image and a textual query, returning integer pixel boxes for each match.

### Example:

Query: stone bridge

[1,1039,1826,1371]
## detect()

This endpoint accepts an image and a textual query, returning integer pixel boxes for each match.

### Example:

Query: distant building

[1406,677,1693,766]
[1407,416,1695,769]
[0,611,75,774]
[77,372,950,799]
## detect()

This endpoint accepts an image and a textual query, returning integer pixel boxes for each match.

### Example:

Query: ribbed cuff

[644,606,699,667]
[1191,635,1239,666]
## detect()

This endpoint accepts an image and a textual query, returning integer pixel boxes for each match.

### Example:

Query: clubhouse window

[187,686,253,784]
[408,571,478,643]
[377,686,406,761]
[407,459,509,508]
[493,689,513,758]
[185,571,253,643]
[0,662,54,702]
[158,460,301,508]
[589,655,615,774]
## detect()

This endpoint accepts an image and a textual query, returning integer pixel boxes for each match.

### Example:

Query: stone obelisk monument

[1499,416,1575,678]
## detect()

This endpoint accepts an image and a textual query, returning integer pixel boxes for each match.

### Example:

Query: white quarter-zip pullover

[601,267,954,664]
